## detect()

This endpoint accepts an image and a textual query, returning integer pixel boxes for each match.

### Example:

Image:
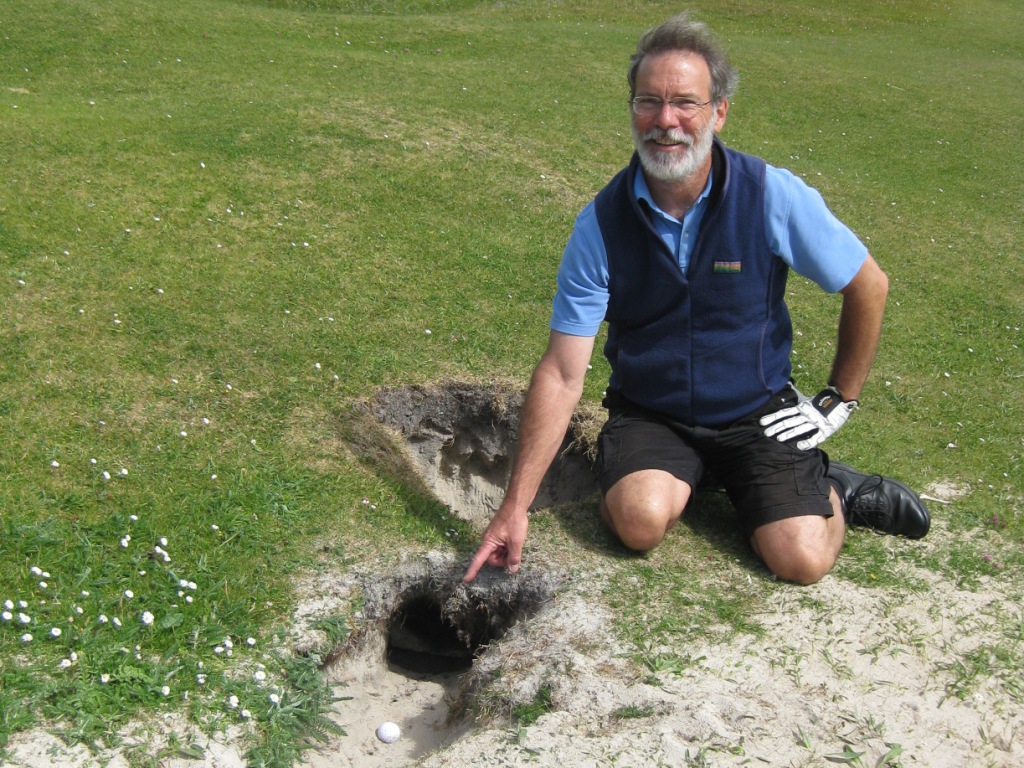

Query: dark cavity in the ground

[387,593,478,675]
[381,569,551,681]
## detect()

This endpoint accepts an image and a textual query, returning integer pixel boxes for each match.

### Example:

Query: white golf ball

[376,721,401,743]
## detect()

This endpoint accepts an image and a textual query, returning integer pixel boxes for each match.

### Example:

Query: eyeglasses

[630,96,712,118]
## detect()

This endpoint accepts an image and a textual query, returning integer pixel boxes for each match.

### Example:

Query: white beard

[632,118,716,183]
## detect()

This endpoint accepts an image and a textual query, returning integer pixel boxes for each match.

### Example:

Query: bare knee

[602,496,682,552]
[751,516,844,585]
[763,546,835,585]
[607,507,667,552]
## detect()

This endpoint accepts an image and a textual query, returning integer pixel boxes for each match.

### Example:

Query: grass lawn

[1,0,1021,764]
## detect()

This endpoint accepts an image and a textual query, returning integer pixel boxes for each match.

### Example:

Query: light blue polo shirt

[551,163,869,337]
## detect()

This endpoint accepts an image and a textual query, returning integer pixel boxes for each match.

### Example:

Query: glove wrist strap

[825,384,859,409]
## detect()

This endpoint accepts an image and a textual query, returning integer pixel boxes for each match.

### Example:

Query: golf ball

[376,721,401,743]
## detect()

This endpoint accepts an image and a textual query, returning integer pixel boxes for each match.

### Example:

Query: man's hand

[760,387,859,450]
[463,510,529,582]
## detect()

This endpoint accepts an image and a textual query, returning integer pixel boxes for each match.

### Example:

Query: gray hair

[628,12,739,104]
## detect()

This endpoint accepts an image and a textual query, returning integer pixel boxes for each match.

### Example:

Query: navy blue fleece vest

[596,140,792,427]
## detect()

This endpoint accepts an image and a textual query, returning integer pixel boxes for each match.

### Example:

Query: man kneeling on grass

[464,11,929,586]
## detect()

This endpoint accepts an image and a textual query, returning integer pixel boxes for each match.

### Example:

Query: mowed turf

[1,0,1021,763]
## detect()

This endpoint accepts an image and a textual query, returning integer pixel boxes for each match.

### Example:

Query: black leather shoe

[827,462,930,539]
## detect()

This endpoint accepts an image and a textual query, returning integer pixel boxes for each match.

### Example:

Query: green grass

[512,684,554,727]
[1,0,1022,763]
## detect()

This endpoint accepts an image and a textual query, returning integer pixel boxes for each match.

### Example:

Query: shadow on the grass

[550,488,767,576]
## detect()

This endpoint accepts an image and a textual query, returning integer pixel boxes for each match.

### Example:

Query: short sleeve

[764,165,868,293]
[550,201,609,336]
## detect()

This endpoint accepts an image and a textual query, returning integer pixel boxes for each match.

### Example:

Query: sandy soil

[5,527,1022,768]
[297,533,1022,768]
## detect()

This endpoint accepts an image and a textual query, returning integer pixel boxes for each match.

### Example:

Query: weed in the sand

[512,685,554,727]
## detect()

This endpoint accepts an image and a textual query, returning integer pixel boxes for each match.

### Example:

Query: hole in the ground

[384,573,538,680]
[387,593,477,675]
[368,383,601,527]
[320,560,560,766]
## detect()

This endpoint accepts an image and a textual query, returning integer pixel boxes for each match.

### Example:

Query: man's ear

[713,98,729,132]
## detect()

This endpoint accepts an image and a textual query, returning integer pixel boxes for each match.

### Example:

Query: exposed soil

[364,383,599,527]
[5,383,1022,768]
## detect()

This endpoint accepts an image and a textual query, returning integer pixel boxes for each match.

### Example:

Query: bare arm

[463,330,596,582]
[829,253,889,401]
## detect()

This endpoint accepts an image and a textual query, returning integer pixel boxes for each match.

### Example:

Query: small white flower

[18,613,30,624]
[103,471,112,481]
[90,458,97,464]
[196,674,207,685]
[59,659,72,669]
[31,566,42,576]
[1,611,11,621]
[224,638,233,649]
[100,673,110,684]
[70,651,78,661]
[50,627,61,637]
[179,579,189,588]
[21,633,32,642]
[39,581,47,589]
[211,524,220,531]
[18,600,27,608]
[241,709,251,720]
[179,430,188,438]
[75,606,84,615]
[227,695,239,709]
[123,590,133,599]
[50,460,60,468]
[129,514,138,521]
[269,693,280,704]
[187,582,197,590]
[80,591,90,597]
[247,637,256,647]
[214,646,224,655]
[159,537,167,547]
[120,536,130,548]
[120,468,128,476]
[3,600,13,610]
[161,685,170,697]
[141,611,154,625]
[99,614,109,624]
[253,670,266,682]
[185,596,193,604]
[112,617,122,627]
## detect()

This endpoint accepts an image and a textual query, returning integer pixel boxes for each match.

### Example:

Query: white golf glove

[760,386,859,450]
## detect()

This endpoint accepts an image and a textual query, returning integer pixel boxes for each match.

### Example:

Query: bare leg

[600,469,692,552]
[749,488,846,585]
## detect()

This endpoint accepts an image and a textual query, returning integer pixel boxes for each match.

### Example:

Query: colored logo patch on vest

[713,260,742,273]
